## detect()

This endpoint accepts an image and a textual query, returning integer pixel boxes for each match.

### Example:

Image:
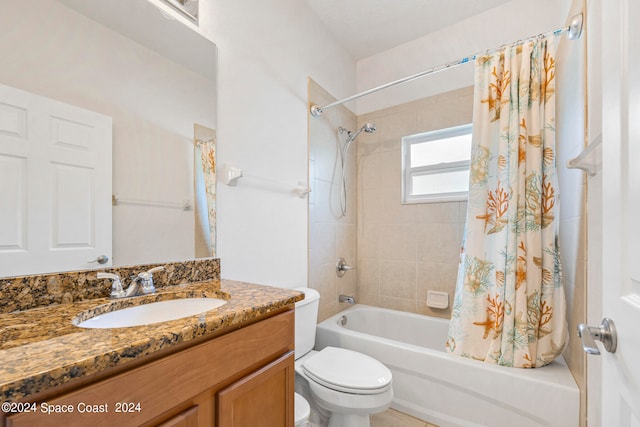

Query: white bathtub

[315,305,579,427]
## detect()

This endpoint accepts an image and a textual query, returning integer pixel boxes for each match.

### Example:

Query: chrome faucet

[96,272,126,298]
[97,266,165,298]
[339,295,356,304]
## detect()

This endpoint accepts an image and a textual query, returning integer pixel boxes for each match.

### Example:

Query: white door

[600,0,640,424]
[0,83,112,276]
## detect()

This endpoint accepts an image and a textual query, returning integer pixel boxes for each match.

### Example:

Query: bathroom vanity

[0,260,303,427]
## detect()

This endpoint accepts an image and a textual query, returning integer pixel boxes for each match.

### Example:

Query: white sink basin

[76,298,227,329]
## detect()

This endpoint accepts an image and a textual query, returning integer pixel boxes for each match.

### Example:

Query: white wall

[205,0,356,287]
[355,0,572,114]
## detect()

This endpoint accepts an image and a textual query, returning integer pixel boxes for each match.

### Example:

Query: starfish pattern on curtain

[446,34,567,368]
[198,137,217,257]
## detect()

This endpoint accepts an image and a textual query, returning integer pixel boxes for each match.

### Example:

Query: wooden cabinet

[156,406,200,427]
[217,353,294,427]
[5,309,294,427]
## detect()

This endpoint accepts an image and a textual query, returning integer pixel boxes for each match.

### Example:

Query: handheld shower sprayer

[336,123,376,216]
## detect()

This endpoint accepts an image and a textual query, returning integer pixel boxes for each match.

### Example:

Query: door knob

[577,318,617,354]
[88,255,109,264]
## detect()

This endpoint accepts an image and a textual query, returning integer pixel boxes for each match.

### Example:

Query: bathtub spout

[339,295,356,304]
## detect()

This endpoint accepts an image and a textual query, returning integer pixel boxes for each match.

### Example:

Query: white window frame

[402,123,472,204]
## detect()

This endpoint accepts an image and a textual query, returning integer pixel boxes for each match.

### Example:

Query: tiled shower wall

[555,6,588,423]
[355,87,474,318]
[308,79,358,321]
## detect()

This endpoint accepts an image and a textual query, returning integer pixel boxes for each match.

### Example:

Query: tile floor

[371,409,439,427]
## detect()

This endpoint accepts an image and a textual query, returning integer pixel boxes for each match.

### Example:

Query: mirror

[0,0,217,274]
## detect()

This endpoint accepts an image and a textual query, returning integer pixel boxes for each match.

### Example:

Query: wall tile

[357,291,380,306]
[318,300,338,322]
[459,201,468,223]
[338,267,357,296]
[375,109,418,143]
[379,148,402,191]
[379,187,417,224]
[310,222,335,264]
[309,80,356,319]
[380,260,417,300]
[358,149,381,191]
[379,224,418,262]
[457,89,475,123]
[355,87,473,316]
[415,201,460,223]
[311,123,340,183]
[417,95,460,131]
[417,261,458,319]
[359,189,382,224]
[416,222,462,264]
[357,257,380,295]
[336,224,356,261]
[311,261,338,318]
[358,221,380,259]
[379,295,417,313]
[311,179,333,223]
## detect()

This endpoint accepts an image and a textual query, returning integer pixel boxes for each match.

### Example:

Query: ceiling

[303,0,515,59]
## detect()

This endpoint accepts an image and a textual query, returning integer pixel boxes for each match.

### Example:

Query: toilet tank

[293,287,320,359]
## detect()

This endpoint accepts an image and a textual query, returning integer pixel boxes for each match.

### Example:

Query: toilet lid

[294,393,310,424]
[302,347,392,394]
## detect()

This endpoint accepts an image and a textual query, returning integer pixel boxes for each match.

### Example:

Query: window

[402,124,472,203]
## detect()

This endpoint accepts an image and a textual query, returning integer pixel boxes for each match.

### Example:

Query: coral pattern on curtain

[198,137,217,256]
[446,35,566,368]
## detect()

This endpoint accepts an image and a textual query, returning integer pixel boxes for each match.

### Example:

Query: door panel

[0,155,26,249]
[601,0,640,424]
[0,83,112,275]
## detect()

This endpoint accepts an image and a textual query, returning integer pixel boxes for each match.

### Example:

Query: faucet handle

[96,272,125,298]
[137,266,165,294]
[336,258,356,277]
[145,266,165,275]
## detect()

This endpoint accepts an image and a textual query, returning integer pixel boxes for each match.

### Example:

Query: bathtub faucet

[339,295,356,304]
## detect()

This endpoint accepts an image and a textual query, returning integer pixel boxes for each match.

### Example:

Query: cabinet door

[156,406,199,427]
[217,352,294,427]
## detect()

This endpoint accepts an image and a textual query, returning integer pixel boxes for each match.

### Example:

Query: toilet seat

[302,347,392,395]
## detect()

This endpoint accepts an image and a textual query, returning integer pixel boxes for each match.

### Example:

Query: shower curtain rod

[310,13,583,118]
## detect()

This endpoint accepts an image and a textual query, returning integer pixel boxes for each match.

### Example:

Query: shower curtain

[446,35,567,368]
[198,137,217,256]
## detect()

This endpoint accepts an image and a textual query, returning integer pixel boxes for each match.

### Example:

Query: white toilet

[295,391,311,426]
[293,287,393,427]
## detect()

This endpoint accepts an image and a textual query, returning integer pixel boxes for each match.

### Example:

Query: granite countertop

[0,279,303,402]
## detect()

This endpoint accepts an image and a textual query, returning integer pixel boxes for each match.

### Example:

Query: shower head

[341,123,377,145]
[362,123,376,133]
